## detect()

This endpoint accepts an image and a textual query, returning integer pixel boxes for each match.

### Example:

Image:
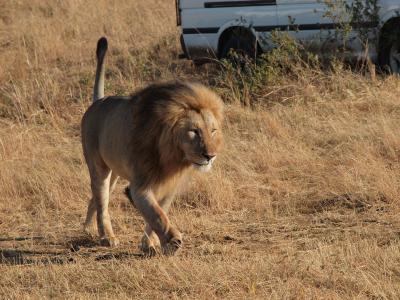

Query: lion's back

[81,96,133,160]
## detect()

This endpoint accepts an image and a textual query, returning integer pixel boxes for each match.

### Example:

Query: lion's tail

[93,37,108,102]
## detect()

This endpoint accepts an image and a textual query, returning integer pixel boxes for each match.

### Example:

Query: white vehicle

[176,0,400,73]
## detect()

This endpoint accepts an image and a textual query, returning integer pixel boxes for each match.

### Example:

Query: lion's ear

[212,98,224,125]
[209,91,224,124]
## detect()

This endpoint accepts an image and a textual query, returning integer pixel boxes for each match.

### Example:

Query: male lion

[81,37,224,255]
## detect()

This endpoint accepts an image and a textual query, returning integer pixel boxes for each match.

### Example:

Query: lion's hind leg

[83,171,119,236]
[109,172,119,194]
[85,160,119,247]
[83,197,97,234]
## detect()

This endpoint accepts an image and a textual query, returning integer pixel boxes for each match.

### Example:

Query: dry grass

[1,0,400,299]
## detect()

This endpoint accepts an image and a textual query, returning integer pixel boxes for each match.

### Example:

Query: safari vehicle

[176,0,400,73]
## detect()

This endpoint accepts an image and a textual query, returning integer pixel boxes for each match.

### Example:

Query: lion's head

[153,82,224,173]
[178,108,223,172]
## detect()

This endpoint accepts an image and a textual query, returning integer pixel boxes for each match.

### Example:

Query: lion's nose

[202,153,216,161]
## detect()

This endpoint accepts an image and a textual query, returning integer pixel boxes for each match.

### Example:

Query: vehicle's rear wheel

[388,41,400,74]
[379,22,400,75]
[220,34,257,66]
[221,36,256,58]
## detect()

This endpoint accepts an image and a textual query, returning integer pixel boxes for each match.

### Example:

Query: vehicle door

[276,0,351,52]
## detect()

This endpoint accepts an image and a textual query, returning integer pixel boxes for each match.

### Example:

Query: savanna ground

[1,0,400,299]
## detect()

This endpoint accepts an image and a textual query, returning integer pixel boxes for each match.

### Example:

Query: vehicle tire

[220,35,257,63]
[379,25,400,75]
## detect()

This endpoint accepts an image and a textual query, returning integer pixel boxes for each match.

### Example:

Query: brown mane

[125,81,223,189]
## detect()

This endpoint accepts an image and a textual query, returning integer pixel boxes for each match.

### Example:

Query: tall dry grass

[0,0,400,299]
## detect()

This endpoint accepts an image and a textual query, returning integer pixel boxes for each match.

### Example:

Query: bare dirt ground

[1,1,400,299]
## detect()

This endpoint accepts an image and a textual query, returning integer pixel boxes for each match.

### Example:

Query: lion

[81,37,224,255]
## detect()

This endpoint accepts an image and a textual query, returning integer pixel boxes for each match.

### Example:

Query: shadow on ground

[0,248,74,265]
[0,235,145,265]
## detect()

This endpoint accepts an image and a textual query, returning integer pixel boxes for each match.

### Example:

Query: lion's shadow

[0,248,74,265]
[0,235,144,265]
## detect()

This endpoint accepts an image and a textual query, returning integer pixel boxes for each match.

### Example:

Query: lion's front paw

[100,236,120,247]
[161,230,183,256]
[140,243,157,257]
[140,235,158,257]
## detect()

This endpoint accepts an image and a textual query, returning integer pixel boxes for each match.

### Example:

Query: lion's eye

[188,129,198,139]
[211,129,217,136]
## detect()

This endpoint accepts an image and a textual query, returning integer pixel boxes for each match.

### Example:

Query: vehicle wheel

[220,35,257,63]
[379,27,400,75]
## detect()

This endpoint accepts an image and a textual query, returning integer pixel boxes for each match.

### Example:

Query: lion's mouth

[193,162,209,166]
[191,156,216,170]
